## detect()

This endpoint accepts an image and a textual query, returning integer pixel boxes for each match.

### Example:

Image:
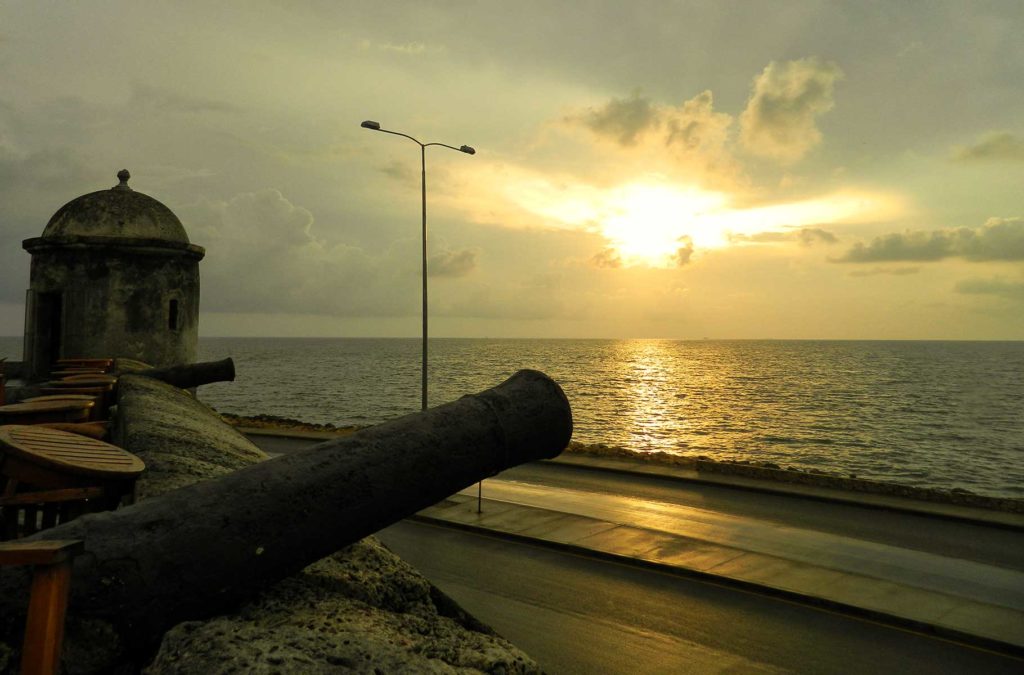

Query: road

[378,520,1021,674]
[246,432,1024,671]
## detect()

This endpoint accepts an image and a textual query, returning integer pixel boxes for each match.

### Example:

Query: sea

[2,337,1022,499]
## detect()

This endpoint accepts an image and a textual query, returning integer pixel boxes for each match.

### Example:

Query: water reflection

[187,337,1024,499]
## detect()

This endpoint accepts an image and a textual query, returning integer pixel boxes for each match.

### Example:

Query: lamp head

[460,145,476,155]
[361,120,381,130]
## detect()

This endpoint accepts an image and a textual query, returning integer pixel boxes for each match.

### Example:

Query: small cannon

[134,357,236,389]
[0,369,572,655]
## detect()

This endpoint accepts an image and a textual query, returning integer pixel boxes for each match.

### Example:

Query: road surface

[378,520,1021,674]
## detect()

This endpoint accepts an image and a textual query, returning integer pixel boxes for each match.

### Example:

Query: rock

[144,539,538,674]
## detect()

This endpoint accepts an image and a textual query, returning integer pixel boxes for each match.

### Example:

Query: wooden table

[50,369,106,377]
[0,425,143,490]
[55,357,113,372]
[22,395,99,405]
[49,375,117,386]
[0,401,94,425]
[1,425,145,539]
[42,380,116,419]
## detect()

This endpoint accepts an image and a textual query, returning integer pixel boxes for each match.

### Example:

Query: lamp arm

[375,128,424,147]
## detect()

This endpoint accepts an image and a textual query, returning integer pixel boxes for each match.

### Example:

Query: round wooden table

[0,425,144,491]
[1,425,144,538]
[22,395,99,404]
[0,401,94,425]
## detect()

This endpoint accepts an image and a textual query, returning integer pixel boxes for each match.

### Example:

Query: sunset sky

[1,1,1022,339]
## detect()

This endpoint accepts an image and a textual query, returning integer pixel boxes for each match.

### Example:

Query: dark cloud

[954,277,1024,300]
[835,217,1024,263]
[591,247,622,269]
[569,89,733,173]
[952,132,1024,162]
[576,91,658,146]
[673,239,694,266]
[739,58,843,163]
[428,248,477,277]
[798,227,838,245]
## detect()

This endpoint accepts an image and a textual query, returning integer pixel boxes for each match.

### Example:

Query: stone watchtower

[21,170,205,379]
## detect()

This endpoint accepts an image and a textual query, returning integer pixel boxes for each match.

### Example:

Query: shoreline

[220,413,1024,515]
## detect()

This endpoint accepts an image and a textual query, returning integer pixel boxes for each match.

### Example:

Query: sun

[601,183,728,265]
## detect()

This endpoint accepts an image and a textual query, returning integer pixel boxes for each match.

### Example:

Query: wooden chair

[1,486,109,540]
[0,539,84,675]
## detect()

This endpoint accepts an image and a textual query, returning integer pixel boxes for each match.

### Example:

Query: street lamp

[360,120,475,412]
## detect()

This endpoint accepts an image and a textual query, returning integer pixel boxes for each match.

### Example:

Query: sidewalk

[415,487,1024,655]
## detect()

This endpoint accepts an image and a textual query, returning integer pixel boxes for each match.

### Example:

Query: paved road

[246,432,1024,665]
[378,520,1022,674]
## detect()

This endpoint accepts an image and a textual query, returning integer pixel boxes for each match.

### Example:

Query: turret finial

[115,169,131,190]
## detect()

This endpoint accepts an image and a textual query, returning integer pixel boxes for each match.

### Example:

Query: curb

[543,456,1024,532]
[410,511,1024,659]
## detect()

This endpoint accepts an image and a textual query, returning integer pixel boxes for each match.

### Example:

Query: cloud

[180,189,418,317]
[847,267,920,277]
[564,89,737,183]
[358,40,446,55]
[739,58,843,163]
[591,247,622,269]
[951,132,1024,162]
[730,227,838,246]
[378,160,416,184]
[576,90,658,146]
[428,248,477,277]
[662,90,734,159]
[954,277,1024,300]
[129,83,240,115]
[673,239,694,266]
[572,89,732,154]
[798,227,838,245]
[835,217,1024,263]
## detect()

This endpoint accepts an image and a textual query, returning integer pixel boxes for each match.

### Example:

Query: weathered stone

[144,540,539,675]
[20,171,204,379]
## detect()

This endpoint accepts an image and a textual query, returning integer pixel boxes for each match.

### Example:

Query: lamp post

[360,120,475,412]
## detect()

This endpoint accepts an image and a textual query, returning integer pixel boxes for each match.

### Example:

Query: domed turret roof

[41,170,190,244]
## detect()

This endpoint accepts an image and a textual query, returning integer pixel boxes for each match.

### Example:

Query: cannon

[0,369,572,655]
[134,357,236,389]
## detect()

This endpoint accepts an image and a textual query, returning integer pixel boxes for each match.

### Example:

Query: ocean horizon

[3,336,1022,499]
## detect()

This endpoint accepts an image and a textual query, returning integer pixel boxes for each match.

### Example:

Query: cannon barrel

[136,357,235,388]
[1,369,571,651]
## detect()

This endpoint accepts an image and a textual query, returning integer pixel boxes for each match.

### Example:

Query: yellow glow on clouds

[471,168,904,267]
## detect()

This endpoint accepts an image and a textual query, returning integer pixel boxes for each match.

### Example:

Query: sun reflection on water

[190,337,1024,498]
